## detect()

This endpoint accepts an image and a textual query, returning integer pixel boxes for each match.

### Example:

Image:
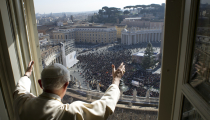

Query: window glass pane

[181,97,204,120]
[189,0,210,104]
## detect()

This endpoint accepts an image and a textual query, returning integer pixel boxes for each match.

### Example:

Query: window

[172,1,210,119]
[3,1,203,119]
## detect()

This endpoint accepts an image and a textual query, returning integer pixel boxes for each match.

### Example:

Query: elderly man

[13,61,125,120]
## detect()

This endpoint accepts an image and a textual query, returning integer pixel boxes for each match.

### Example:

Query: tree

[98,10,103,15]
[123,10,130,15]
[97,6,121,23]
[141,42,156,69]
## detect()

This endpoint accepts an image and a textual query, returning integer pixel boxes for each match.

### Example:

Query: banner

[65,51,78,68]
[131,80,139,87]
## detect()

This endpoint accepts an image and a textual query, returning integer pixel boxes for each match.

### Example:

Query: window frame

[0,0,42,119]
[158,0,186,120]
[173,0,210,119]
[3,0,207,119]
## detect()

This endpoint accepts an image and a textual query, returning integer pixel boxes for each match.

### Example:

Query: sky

[34,0,165,14]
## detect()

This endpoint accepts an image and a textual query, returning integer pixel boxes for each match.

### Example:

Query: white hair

[41,63,70,90]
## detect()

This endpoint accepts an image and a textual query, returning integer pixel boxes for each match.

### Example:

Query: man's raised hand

[112,62,125,87]
[24,61,34,77]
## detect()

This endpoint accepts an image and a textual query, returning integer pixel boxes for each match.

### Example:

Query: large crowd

[74,45,160,97]
[107,107,158,120]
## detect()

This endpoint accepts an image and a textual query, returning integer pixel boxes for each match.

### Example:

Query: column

[148,33,150,42]
[139,34,141,43]
[136,34,138,44]
[124,34,125,44]
[158,33,160,42]
[123,35,125,44]
[125,35,127,45]
[145,33,147,42]
[155,33,157,42]
[123,34,124,44]
[124,35,126,44]
[124,35,126,45]
[126,35,128,45]
[134,35,136,44]
[154,33,156,42]
[159,33,161,42]
[121,34,123,44]
[153,33,155,42]
[141,34,143,43]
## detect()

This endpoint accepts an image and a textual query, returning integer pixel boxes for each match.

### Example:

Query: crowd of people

[62,93,158,120]
[74,44,160,97]
[107,107,158,120]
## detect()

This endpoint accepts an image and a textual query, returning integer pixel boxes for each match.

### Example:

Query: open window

[2,0,210,120]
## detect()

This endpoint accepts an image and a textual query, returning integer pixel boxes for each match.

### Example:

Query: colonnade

[43,54,63,67]
[121,29,162,45]
[50,56,62,65]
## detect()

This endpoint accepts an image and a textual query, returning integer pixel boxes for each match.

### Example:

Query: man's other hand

[112,62,125,87]
[24,61,34,77]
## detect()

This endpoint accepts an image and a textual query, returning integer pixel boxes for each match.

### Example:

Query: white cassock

[13,76,120,120]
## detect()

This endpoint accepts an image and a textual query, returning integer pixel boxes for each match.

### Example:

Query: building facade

[52,26,117,44]
[121,27,162,45]
[115,24,127,39]
[38,33,50,46]
[121,18,164,28]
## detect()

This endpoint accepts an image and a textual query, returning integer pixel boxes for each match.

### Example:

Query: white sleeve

[99,84,120,112]
[62,84,120,120]
[13,76,35,120]
[13,76,32,99]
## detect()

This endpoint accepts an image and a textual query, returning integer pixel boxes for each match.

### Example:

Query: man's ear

[38,79,43,89]
[64,82,69,89]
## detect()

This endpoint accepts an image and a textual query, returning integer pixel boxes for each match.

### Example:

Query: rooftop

[76,26,107,28]
[125,17,142,20]
[116,24,127,27]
